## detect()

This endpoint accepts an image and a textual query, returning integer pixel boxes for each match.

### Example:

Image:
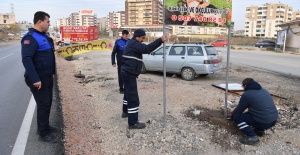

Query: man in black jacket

[111,30,129,94]
[21,11,57,143]
[230,78,278,145]
[121,29,167,129]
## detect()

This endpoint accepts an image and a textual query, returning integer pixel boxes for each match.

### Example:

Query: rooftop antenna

[10,3,15,14]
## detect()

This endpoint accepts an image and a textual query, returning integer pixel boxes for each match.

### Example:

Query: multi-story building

[97,17,107,31]
[0,13,16,25]
[245,3,300,38]
[125,0,163,26]
[56,9,97,27]
[17,21,33,34]
[172,26,228,35]
[56,18,69,27]
[106,11,126,29]
[69,9,97,26]
[69,12,80,26]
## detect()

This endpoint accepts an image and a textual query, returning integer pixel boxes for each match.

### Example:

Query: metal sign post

[224,24,232,117]
[163,0,167,128]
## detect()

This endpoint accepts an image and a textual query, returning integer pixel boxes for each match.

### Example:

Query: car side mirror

[151,52,155,55]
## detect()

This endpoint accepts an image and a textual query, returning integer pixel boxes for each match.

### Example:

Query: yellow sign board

[55,39,113,58]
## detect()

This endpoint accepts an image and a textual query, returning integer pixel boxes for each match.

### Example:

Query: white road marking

[11,95,36,155]
[0,53,14,61]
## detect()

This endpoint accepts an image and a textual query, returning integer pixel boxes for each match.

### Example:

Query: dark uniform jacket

[111,38,129,65]
[232,81,278,124]
[121,38,163,76]
[21,28,55,83]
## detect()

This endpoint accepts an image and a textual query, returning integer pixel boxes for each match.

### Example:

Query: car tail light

[204,58,221,64]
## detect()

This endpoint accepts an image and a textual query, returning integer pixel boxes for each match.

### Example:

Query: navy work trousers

[117,61,123,90]
[233,113,276,137]
[25,75,53,136]
[121,71,140,126]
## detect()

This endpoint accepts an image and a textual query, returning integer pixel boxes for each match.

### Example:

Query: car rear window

[204,46,218,55]
[187,46,204,56]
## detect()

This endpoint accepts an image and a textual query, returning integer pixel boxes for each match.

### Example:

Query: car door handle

[181,57,185,59]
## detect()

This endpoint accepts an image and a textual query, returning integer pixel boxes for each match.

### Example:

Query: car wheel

[181,67,195,81]
[141,63,147,74]
[259,45,263,48]
[223,44,227,47]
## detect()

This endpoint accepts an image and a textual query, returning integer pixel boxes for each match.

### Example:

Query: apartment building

[245,3,300,38]
[0,13,16,25]
[56,18,69,27]
[97,17,107,31]
[125,0,163,26]
[106,11,126,29]
[172,26,228,35]
[56,9,97,27]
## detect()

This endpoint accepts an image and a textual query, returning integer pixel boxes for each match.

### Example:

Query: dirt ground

[56,48,300,154]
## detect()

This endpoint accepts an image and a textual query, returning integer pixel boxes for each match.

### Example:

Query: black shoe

[39,132,58,143]
[36,126,59,135]
[129,122,146,129]
[239,136,259,145]
[119,88,124,94]
[121,112,128,118]
[254,128,265,137]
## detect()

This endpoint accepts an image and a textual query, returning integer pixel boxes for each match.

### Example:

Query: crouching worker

[229,78,278,145]
[121,29,167,129]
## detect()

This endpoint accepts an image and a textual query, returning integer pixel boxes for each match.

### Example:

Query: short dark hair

[122,30,129,35]
[242,78,254,86]
[34,11,50,24]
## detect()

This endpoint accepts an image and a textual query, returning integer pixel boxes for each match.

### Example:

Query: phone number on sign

[171,15,227,23]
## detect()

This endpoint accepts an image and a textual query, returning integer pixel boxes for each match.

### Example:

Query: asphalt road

[0,42,63,155]
[216,47,300,77]
[0,43,32,155]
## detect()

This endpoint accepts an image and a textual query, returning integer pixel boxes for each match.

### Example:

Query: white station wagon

[142,44,222,81]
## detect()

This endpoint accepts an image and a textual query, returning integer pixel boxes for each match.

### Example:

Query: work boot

[39,132,58,143]
[129,122,146,129]
[121,112,128,118]
[254,128,265,137]
[119,88,124,94]
[239,136,259,145]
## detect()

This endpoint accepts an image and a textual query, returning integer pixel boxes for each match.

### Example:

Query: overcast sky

[1,0,300,30]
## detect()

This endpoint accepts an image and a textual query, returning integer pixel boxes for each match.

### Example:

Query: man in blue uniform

[21,11,57,143]
[111,30,129,94]
[229,78,278,145]
[121,29,167,129]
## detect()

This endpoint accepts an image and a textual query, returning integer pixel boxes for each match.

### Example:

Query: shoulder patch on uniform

[24,40,30,44]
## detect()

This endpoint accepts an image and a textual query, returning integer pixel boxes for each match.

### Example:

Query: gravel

[56,49,300,154]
